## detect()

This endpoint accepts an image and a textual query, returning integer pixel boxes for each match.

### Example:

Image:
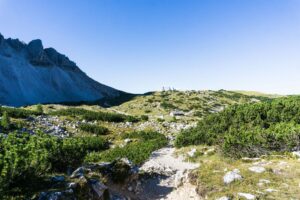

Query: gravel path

[138,147,201,200]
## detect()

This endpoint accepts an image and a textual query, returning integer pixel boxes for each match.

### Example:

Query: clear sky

[1,0,300,94]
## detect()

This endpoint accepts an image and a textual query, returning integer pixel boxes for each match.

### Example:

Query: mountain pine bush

[175,96,300,157]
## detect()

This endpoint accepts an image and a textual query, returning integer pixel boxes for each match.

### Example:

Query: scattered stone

[223,169,242,184]
[38,189,74,200]
[70,167,85,178]
[124,138,132,144]
[216,197,230,200]
[127,186,133,192]
[265,188,278,193]
[89,179,109,199]
[187,148,197,157]
[248,166,265,173]
[204,148,215,155]
[170,110,185,117]
[237,193,255,200]
[67,182,78,189]
[258,179,271,187]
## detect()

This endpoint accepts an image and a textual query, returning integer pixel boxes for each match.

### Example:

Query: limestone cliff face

[0,33,122,106]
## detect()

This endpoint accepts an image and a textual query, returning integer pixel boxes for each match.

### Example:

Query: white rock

[223,169,242,184]
[248,166,265,173]
[187,148,197,157]
[237,193,255,200]
[292,151,300,158]
[265,188,278,193]
[124,138,132,144]
[259,179,270,184]
[258,179,270,186]
[216,196,230,200]
[128,186,133,191]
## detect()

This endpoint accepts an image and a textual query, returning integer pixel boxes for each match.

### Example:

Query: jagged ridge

[0,33,126,107]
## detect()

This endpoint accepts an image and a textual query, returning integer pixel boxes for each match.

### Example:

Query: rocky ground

[138,147,200,200]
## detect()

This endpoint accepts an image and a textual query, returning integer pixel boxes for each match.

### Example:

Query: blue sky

[1,0,300,94]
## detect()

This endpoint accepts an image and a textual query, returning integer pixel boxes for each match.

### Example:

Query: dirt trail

[137,147,201,200]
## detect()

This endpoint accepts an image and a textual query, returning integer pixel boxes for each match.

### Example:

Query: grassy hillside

[111,90,272,122]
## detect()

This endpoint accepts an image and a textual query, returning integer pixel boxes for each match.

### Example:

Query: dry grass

[176,146,300,199]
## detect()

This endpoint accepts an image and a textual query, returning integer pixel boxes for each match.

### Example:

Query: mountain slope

[0,34,123,107]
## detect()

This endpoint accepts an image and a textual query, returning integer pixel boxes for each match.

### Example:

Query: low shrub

[85,131,168,165]
[175,96,300,158]
[0,132,108,195]
[79,123,109,135]
[50,108,139,123]
[0,106,40,118]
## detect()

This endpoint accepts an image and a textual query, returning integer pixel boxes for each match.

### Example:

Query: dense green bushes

[0,106,40,118]
[50,108,139,122]
[175,97,300,157]
[85,131,168,165]
[0,132,108,194]
[79,123,109,135]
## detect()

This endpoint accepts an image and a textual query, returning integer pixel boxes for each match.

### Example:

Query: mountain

[0,33,127,107]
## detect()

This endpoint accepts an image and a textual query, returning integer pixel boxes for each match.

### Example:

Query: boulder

[223,169,242,184]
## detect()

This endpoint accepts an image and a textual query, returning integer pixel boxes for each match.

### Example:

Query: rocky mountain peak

[0,33,123,106]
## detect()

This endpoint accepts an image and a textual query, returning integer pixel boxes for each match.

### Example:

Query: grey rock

[70,167,85,178]
[89,179,109,199]
[27,39,44,58]
[237,193,255,200]
[216,197,230,200]
[38,189,75,200]
[248,166,265,173]
[6,38,25,50]
[223,169,242,184]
